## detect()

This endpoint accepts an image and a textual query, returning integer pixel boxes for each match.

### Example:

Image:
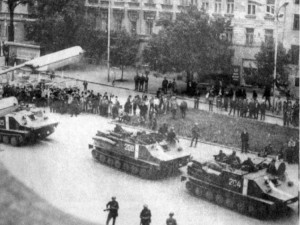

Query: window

[294,14,299,30]
[227,0,234,14]
[246,28,254,45]
[202,1,209,10]
[180,0,189,5]
[148,0,154,4]
[248,1,256,15]
[131,21,137,34]
[146,21,153,35]
[215,0,222,13]
[291,45,299,65]
[295,0,299,4]
[295,78,299,87]
[115,19,122,31]
[164,0,171,4]
[226,27,233,43]
[266,0,275,15]
[264,29,273,45]
[191,0,198,6]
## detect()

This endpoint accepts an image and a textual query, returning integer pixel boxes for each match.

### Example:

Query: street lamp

[273,1,289,107]
[107,0,112,82]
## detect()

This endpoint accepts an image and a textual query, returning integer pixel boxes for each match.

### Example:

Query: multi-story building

[85,0,299,96]
[0,1,34,42]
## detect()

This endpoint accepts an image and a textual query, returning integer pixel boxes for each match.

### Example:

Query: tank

[89,125,191,179]
[181,156,298,218]
[0,97,59,146]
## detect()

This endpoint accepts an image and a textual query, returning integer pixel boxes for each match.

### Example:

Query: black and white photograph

[0,0,298,225]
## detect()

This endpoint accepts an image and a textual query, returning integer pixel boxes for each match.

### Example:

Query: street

[0,110,298,225]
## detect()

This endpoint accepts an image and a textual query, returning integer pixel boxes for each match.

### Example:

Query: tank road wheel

[131,165,139,175]
[236,202,246,214]
[139,168,150,179]
[10,137,18,146]
[123,163,131,173]
[194,187,204,197]
[114,160,122,170]
[17,135,24,145]
[257,204,268,219]
[92,150,98,159]
[204,190,214,202]
[3,136,9,145]
[107,158,114,167]
[225,198,235,209]
[185,181,194,192]
[247,203,257,217]
[99,155,106,164]
[215,194,225,206]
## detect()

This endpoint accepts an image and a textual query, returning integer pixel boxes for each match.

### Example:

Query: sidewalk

[51,65,288,127]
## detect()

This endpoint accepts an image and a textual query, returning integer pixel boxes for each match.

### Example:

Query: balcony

[245,14,256,19]
[87,0,99,5]
[264,14,275,21]
[177,5,189,10]
[128,1,140,7]
[144,3,156,8]
[224,13,234,18]
[161,4,173,10]
[114,1,125,7]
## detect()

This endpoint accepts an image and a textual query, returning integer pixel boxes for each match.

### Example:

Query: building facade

[0,1,34,42]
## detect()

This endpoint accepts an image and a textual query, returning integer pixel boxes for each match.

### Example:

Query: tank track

[185,178,276,219]
[91,148,180,180]
[0,132,31,146]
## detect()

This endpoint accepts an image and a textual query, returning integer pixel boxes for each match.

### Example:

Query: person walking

[241,129,249,153]
[140,204,151,225]
[166,212,177,225]
[105,196,119,225]
[190,123,200,147]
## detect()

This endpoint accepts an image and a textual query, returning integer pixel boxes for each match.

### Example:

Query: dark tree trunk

[121,65,124,81]
[8,5,15,41]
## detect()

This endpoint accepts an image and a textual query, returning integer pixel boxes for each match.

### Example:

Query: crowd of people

[202,86,299,127]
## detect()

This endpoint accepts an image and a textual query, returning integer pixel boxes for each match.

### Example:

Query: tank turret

[89,125,191,179]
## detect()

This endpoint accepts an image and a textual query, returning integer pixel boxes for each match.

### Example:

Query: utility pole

[107,0,111,82]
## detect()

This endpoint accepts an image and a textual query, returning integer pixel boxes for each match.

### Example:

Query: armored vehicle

[182,156,298,218]
[89,125,191,179]
[0,97,59,146]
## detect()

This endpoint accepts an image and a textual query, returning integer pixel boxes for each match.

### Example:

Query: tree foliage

[110,30,139,80]
[6,0,34,41]
[253,42,289,87]
[25,0,87,53]
[143,7,233,80]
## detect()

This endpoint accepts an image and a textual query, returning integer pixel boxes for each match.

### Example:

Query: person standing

[83,81,88,91]
[166,212,177,225]
[208,91,214,112]
[140,74,145,92]
[105,196,119,225]
[194,89,200,109]
[228,98,236,116]
[162,77,168,94]
[134,72,140,91]
[140,205,151,225]
[145,73,149,92]
[190,123,200,147]
[241,129,249,153]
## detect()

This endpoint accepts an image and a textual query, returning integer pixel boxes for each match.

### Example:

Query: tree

[110,30,139,80]
[25,0,86,53]
[6,0,34,41]
[254,42,289,87]
[143,6,233,81]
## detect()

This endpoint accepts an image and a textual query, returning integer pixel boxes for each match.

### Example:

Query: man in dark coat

[162,77,168,94]
[140,205,151,225]
[241,129,249,153]
[105,196,119,225]
[166,212,177,225]
[190,123,200,147]
[140,74,145,92]
[134,73,140,91]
